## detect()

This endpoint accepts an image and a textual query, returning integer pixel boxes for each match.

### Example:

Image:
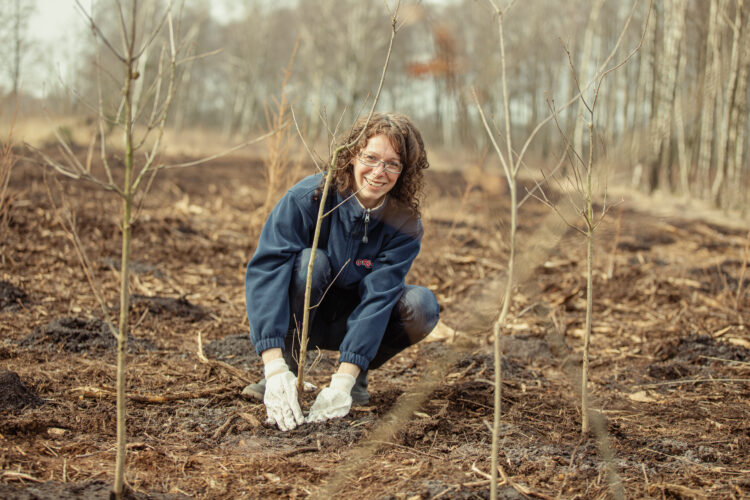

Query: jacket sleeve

[245,192,314,354]
[338,218,423,369]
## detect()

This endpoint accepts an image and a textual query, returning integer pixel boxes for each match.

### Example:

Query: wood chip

[238,412,262,428]
[628,390,657,403]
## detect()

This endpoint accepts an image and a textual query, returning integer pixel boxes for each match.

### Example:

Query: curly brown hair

[327,112,429,217]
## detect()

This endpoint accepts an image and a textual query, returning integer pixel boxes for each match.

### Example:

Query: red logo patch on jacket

[356,259,373,269]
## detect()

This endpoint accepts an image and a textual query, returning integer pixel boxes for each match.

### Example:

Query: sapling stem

[296,2,401,396]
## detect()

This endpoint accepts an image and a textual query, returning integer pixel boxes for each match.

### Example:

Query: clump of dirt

[131,294,207,321]
[647,362,696,380]
[203,333,259,367]
[19,317,154,353]
[0,281,28,311]
[454,351,530,380]
[0,370,43,411]
[656,334,750,363]
[0,480,190,500]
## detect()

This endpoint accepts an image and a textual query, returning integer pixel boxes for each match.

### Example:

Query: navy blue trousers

[285,248,440,370]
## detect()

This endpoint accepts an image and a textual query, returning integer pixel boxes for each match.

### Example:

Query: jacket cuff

[253,337,285,356]
[339,351,370,371]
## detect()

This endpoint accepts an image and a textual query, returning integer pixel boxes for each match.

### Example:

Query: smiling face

[352,134,402,209]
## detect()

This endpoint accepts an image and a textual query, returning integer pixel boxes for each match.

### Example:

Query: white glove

[306,373,356,423]
[263,358,305,431]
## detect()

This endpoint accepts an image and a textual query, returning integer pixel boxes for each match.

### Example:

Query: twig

[0,471,43,483]
[43,175,118,338]
[649,483,707,500]
[282,446,319,458]
[698,355,750,366]
[432,485,458,499]
[197,331,252,384]
[470,463,506,484]
[311,259,351,309]
[639,378,750,388]
[70,385,232,403]
[212,413,239,440]
[371,440,444,460]
[158,129,278,170]
[498,464,556,500]
[291,106,324,172]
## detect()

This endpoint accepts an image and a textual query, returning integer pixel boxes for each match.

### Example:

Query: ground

[1,148,749,499]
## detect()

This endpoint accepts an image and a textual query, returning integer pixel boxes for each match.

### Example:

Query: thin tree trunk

[630,8,656,187]
[697,0,723,196]
[729,20,750,207]
[675,41,689,195]
[296,9,398,396]
[11,0,22,99]
[581,120,594,434]
[114,57,135,500]
[711,0,744,206]
[648,0,686,192]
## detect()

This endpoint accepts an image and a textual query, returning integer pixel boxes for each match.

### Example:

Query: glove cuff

[329,373,356,393]
[264,357,289,379]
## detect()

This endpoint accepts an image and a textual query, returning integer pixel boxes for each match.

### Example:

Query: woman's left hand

[306,373,355,423]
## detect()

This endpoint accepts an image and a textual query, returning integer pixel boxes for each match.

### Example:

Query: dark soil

[0,370,43,411]
[203,333,259,369]
[130,295,207,322]
[0,480,190,499]
[0,280,28,311]
[19,317,156,354]
[1,148,749,499]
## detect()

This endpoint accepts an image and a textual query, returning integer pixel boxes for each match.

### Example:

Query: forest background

[1,0,748,213]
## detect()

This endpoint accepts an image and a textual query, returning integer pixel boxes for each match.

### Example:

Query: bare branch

[25,146,123,197]
[471,88,511,181]
[74,0,126,63]
[177,47,224,65]
[291,106,324,172]
[156,130,278,171]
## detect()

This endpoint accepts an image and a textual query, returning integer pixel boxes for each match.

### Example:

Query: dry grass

[0,106,19,239]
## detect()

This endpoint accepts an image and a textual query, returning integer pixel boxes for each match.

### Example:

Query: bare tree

[727,6,750,210]
[696,0,724,197]
[473,1,651,497]
[711,0,745,206]
[32,1,192,497]
[629,4,655,188]
[0,0,34,99]
[647,0,686,192]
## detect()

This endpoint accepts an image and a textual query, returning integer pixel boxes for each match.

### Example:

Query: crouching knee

[293,248,331,287]
[397,285,440,344]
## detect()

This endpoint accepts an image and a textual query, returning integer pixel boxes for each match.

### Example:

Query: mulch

[1,150,748,499]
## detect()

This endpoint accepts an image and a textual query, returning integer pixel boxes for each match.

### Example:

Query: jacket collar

[334,190,389,224]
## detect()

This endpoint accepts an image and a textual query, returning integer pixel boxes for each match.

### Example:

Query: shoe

[350,371,370,405]
[241,376,317,401]
[241,378,266,401]
[241,349,298,402]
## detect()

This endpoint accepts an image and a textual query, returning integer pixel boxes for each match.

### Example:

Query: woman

[243,112,440,431]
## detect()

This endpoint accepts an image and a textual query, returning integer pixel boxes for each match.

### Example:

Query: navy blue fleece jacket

[245,174,423,370]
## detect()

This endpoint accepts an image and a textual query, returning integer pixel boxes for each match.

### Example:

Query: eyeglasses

[358,152,403,174]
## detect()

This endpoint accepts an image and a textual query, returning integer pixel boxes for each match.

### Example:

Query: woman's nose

[370,164,387,177]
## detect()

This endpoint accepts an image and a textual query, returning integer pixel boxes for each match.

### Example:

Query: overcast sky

[26,0,233,97]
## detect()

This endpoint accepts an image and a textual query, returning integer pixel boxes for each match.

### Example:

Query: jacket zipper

[362,209,371,244]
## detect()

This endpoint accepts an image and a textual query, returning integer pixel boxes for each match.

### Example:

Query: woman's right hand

[262,358,304,431]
